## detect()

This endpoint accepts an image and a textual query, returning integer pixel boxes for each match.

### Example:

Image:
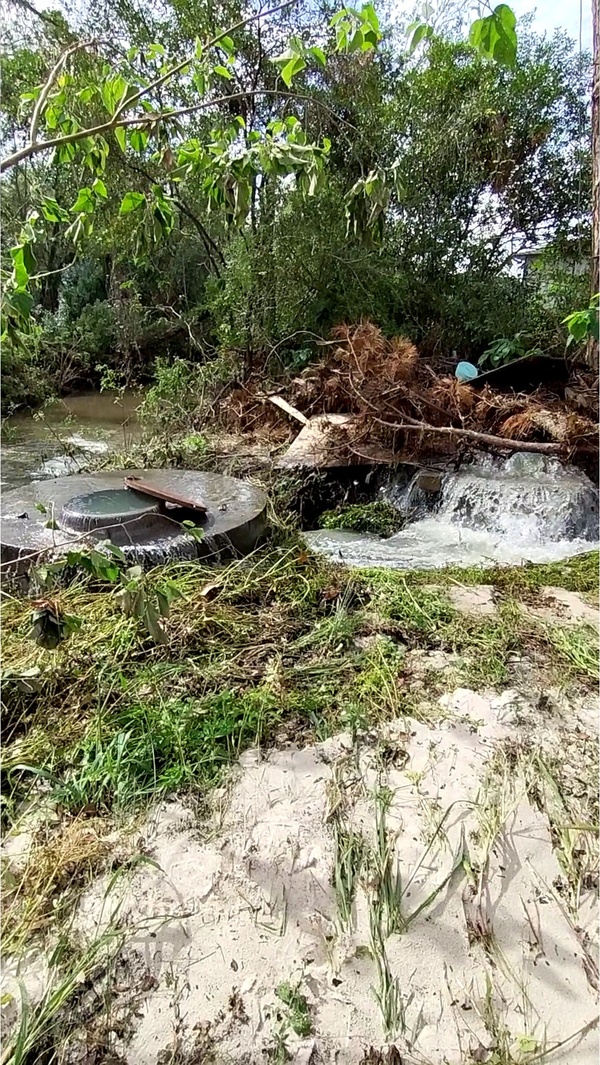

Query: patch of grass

[365,575,457,639]
[53,686,281,814]
[3,816,110,955]
[452,600,526,688]
[364,575,526,686]
[344,638,406,723]
[318,502,405,537]
[361,550,599,596]
[544,623,599,681]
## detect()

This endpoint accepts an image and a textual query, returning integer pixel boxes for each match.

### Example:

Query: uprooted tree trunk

[373,418,564,454]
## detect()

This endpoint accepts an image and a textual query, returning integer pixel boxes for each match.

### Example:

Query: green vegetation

[1,0,598,1057]
[318,502,405,537]
[274,982,312,1038]
[1,516,597,1061]
[2,547,597,836]
[1,0,594,415]
[366,550,599,595]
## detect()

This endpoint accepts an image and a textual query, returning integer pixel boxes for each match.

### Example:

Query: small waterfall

[304,452,599,570]
[437,453,598,544]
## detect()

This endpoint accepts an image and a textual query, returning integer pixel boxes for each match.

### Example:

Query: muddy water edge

[1,390,143,491]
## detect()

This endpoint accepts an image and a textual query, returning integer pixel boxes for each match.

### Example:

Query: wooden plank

[123,475,208,513]
[267,395,309,425]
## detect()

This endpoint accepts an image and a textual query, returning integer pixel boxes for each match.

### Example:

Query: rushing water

[304,452,599,569]
[1,391,142,491]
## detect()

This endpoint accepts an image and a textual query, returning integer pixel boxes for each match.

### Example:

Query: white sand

[63,685,598,1064]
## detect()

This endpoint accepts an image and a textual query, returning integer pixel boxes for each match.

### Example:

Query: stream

[1,391,143,492]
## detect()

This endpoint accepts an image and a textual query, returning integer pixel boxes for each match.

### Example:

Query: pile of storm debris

[218,321,599,472]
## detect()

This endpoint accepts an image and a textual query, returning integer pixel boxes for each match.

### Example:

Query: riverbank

[1,391,143,491]
[1,540,598,1063]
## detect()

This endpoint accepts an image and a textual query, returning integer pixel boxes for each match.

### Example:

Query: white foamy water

[305,453,599,570]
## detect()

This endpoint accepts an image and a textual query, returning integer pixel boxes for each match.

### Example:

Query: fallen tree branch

[373,417,564,454]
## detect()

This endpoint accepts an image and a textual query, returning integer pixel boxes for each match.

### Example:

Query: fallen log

[373,418,564,454]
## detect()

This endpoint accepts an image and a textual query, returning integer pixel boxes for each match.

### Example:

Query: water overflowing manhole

[1,470,267,568]
[304,452,599,569]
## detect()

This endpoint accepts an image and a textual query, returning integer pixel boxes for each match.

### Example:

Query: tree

[1,0,519,342]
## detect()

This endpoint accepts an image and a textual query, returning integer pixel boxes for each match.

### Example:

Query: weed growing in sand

[469,973,545,1064]
[274,981,312,1038]
[525,751,599,915]
[2,925,125,1065]
[372,786,403,938]
[364,786,405,1038]
[332,821,366,929]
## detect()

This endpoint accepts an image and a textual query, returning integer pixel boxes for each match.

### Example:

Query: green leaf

[92,177,108,198]
[23,242,37,273]
[469,5,517,67]
[156,589,171,617]
[77,85,96,103]
[348,28,365,53]
[129,128,149,152]
[41,197,70,223]
[280,56,306,87]
[56,142,76,164]
[119,191,145,214]
[182,520,205,542]
[8,289,33,318]
[115,126,127,152]
[309,46,326,67]
[361,3,380,32]
[220,35,235,54]
[11,247,32,288]
[213,64,233,79]
[409,22,432,52]
[71,187,95,214]
[335,25,349,50]
[495,3,517,32]
[97,540,126,562]
[143,600,167,643]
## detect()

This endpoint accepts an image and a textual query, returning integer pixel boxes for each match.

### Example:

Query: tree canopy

[0,0,593,409]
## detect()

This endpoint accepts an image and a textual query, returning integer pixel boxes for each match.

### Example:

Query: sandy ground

[57,683,598,1063]
[2,591,598,1064]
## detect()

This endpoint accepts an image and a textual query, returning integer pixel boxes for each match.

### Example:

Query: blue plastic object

[455,361,479,383]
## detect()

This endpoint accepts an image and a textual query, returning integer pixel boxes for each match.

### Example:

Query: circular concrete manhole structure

[1,469,268,567]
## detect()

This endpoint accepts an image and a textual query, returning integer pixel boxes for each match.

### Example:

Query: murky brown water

[1,391,143,491]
